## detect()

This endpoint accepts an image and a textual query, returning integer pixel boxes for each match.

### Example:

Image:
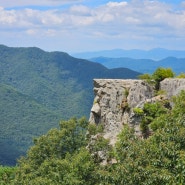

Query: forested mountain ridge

[0,45,141,118]
[0,45,141,165]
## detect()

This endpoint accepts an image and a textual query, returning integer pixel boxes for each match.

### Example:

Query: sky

[0,0,185,53]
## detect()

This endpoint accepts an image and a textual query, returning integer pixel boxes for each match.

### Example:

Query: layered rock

[89,78,185,145]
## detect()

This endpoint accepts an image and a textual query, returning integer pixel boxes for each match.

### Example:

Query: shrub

[139,67,175,90]
[138,73,152,80]
[0,166,17,184]
[140,102,168,137]
[133,107,144,116]
[152,67,175,90]
[87,123,104,137]
[176,73,185,78]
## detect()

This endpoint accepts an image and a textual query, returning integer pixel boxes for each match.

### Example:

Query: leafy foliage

[133,107,144,116]
[87,123,104,137]
[139,101,168,137]
[3,91,185,184]
[138,67,175,90]
[176,73,185,78]
[152,67,175,90]
[14,117,97,185]
[138,73,152,80]
[15,148,96,185]
[0,166,16,185]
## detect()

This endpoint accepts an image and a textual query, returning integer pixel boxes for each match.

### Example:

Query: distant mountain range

[0,45,140,165]
[89,57,185,74]
[72,48,185,60]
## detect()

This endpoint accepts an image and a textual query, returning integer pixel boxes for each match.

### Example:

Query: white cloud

[0,0,185,51]
[0,7,16,25]
[26,29,38,35]
[1,1,185,32]
[69,5,91,15]
[107,1,128,7]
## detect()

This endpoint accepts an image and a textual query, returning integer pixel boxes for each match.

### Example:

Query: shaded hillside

[90,57,185,74]
[0,84,61,166]
[0,45,141,165]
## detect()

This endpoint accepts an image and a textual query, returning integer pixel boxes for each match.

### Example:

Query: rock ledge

[89,78,185,144]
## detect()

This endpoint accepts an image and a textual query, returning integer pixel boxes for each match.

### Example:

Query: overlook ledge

[89,78,185,144]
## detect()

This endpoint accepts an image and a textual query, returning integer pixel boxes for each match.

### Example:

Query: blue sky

[0,0,185,53]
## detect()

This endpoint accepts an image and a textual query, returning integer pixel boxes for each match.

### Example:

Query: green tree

[152,67,175,90]
[14,117,97,185]
[176,72,185,78]
[0,166,16,185]
[138,101,168,137]
[138,73,152,80]
[139,67,175,90]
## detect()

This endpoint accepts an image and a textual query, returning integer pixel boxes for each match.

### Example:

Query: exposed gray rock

[89,79,155,144]
[89,78,185,145]
[160,78,185,98]
[91,103,101,115]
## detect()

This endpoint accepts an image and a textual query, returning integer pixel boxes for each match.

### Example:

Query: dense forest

[1,68,185,184]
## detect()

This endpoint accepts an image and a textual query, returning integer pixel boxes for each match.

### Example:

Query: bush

[139,102,168,137]
[138,73,152,81]
[152,67,175,90]
[176,73,185,78]
[139,67,175,90]
[0,166,17,184]
[87,123,104,137]
[133,107,144,116]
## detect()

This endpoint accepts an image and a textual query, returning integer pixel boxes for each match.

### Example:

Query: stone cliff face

[89,78,185,144]
[160,78,185,98]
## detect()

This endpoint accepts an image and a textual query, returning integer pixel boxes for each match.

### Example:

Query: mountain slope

[0,45,141,119]
[0,84,61,165]
[0,45,141,165]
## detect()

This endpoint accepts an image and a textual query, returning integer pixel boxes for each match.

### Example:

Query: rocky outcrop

[89,78,185,145]
[160,78,185,98]
[89,79,154,144]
